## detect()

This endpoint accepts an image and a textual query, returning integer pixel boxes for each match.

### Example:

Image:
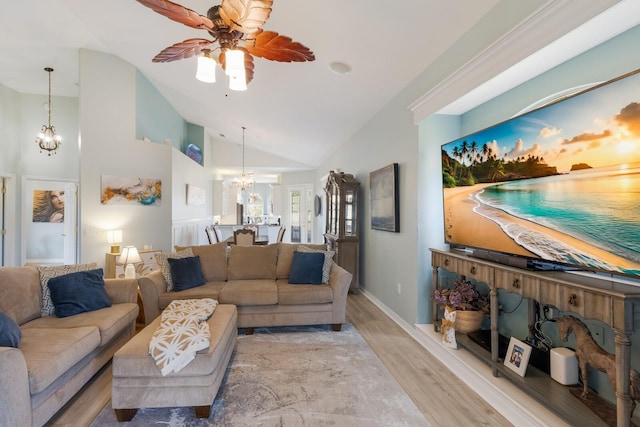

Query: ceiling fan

[136,0,315,89]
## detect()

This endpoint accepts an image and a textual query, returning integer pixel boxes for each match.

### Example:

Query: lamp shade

[196,51,216,83]
[224,49,245,77]
[107,230,123,254]
[118,246,142,266]
[107,230,123,244]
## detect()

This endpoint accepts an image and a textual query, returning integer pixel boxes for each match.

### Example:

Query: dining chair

[212,225,222,243]
[234,228,256,246]
[277,225,286,243]
[205,226,214,244]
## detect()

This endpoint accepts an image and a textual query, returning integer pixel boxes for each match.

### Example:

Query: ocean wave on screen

[471,195,624,273]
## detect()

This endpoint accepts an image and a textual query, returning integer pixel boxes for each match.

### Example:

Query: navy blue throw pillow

[0,310,21,348]
[288,251,325,285]
[168,256,206,291]
[48,268,112,318]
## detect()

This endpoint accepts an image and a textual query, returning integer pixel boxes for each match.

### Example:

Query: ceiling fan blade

[219,49,255,84]
[136,0,214,31]
[245,30,315,62]
[219,0,273,34]
[152,39,214,63]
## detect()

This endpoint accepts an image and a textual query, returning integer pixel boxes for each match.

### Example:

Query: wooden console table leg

[490,287,499,376]
[614,329,632,427]
[432,266,440,332]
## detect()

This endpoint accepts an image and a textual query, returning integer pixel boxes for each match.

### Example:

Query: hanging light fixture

[195,49,216,83]
[36,67,62,156]
[226,49,247,92]
[194,48,246,91]
[231,126,255,192]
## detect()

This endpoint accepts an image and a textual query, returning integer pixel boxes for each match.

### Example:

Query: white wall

[78,49,174,265]
[0,82,79,266]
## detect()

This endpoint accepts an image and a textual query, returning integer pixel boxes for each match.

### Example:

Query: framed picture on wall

[370,163,399,232]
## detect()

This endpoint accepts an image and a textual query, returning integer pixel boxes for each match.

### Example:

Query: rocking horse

[556,315,640,416]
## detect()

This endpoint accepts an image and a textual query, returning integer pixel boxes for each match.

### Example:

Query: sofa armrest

[104,278,138,304]
[138,270,167,325]
[0,347,32,426]
[328,262,352,323]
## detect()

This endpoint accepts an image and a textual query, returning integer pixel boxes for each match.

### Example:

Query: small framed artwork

[186,184,206,206]
[370,163,399,232]
[504,337,532,377]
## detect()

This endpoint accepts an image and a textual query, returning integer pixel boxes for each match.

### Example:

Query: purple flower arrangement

[432,277,489,312]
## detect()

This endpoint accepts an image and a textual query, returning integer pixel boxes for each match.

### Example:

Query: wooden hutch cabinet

[324,171,360,292]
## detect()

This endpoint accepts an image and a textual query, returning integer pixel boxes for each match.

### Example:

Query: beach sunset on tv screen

[441,69,640,278]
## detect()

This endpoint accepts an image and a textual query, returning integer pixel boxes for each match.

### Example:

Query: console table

[430,248,640,427]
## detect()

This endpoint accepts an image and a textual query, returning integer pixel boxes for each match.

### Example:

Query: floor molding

[359,289,570,427]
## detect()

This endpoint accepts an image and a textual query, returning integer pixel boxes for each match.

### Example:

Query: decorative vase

[454,310,485,334]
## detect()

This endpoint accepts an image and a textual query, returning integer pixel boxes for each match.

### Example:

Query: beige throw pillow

[155,248,194,291]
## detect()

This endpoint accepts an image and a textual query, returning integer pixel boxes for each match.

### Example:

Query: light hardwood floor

[46,293,511,427]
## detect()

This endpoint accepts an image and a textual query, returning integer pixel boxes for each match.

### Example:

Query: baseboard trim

[359,289,570,427]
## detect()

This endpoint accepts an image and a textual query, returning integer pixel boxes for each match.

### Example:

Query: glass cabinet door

[344,189,357,237]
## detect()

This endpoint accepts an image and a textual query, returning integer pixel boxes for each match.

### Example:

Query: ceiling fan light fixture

[225,49,245,78]
[229,73,247,91]
[196,50,216,83]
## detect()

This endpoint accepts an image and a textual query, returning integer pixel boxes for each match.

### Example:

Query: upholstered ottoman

[111,304,237,421]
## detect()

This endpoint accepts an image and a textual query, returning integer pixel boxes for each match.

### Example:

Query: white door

[22,178,78,265]
[287,184,313,244]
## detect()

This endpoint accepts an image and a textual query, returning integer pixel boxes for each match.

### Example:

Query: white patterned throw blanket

[149,298,218,376]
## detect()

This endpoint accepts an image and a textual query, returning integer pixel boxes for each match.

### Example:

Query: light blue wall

[135,70,204,162]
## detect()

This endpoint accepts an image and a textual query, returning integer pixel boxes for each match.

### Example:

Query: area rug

[91,324,429,426]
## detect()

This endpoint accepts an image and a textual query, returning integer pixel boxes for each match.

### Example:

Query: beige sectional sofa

[0,266,139,427]
[138,242,352,332]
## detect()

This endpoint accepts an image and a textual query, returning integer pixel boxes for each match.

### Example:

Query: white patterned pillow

[155,248,194,291]
[297,245,335,284]
[37,263,98,317]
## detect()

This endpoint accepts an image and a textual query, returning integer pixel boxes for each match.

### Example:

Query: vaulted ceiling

[1,0,638,176]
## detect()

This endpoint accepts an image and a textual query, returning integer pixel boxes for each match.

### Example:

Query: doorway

[287,184,313,244]
[22,177,78,265]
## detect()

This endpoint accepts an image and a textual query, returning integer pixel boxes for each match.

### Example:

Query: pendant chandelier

[231,126,255,191]
[36,67,62,156]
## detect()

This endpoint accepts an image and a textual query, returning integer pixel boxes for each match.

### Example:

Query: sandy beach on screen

[444,183,640,270]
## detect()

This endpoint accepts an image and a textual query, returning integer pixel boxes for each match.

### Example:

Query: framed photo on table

[504,337,532,377]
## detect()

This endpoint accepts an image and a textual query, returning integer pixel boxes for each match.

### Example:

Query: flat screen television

[441,68,640,279]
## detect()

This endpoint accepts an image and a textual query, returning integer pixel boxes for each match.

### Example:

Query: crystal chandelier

[231,126,255,191]
[36,67,62,156]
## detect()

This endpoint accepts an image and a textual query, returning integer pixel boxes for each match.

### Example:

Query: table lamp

[118,246,142,279]
[107,230,123,254]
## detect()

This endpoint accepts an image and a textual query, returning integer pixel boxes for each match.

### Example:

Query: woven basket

[454,310,485,334]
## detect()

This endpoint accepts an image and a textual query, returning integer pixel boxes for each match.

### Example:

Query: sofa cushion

[168,256,206,291]
[227,245,278,280]
[277,281,334,305]
[158,282,227,310]
[22,303,139,347]
[289,251,325,284]
[21,326,100,394]
[0,266,41,325]
[175,242,227,282]
[276,243,328,279]
[37,263,98,317]
[155,248,194,291]
[0,310,21,347]
[48,268,112,318]
[218,280,278,306]
[297,245,335,284]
